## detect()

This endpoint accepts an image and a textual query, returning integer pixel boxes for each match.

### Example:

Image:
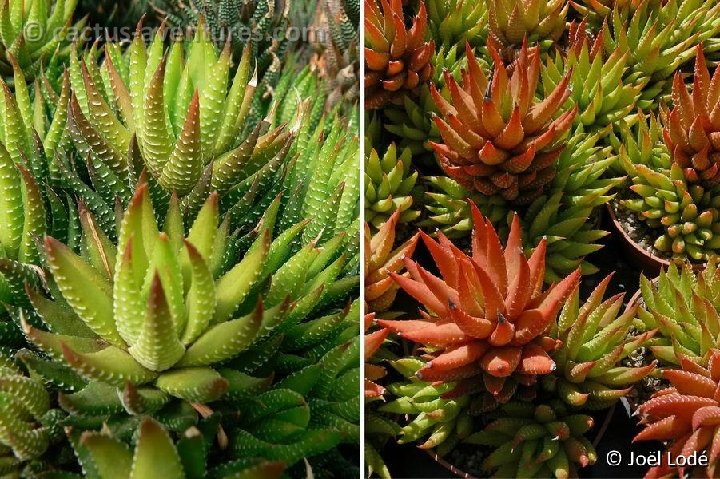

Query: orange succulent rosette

[378,203,580,403]
[364,0,435,109]
[634,349,720,479]
[430,40,577,204]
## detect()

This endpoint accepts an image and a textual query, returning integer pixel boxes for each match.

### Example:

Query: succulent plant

[65,25,274,211]
[364,0,435,109]
[76,415,287,479]
[663,45,720,187]
[0,0,82,84]
[430,41,577,204]
[542,20,641,130]
[548,274,657,410]
[604,0,720,109]
[620,111,720,261]
[419,175,509,239]
[426,0,487,48]
[633,348,720,478]
[150,0,290,73]
[637,258,720,365]
[364,210,419,313]
[465,400,598,478]
[423,125,622,282]
[382,44,466,158]
[0,355,54,466]
[378,206,581,403]
[23,184,274,404]
[364,143,419,229]
[487,0,567,49]
[381,357,471,456]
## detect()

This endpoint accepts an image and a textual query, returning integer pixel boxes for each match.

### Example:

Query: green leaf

[159,91,203,195]
[155,367,228,402]
[130,418,184,479]
[129,274,185,372]
[45,236,123,347]
[178,300,261,367]
[80,431,133,479]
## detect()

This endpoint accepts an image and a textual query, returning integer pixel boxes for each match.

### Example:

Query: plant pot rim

[606,203,705,277]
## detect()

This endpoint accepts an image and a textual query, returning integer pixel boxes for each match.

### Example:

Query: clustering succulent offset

[548,274,657,410]
[620,110,720,261]
[426,0,487,48]
[542,20,641,130]
[364,142,419,229]
[487,0,567,50]
[430,40,577,204]
[364,0,435,109]
[379,207,581,403]
[0,0,83,84]
[604,0,720,108]
[637,258,720,364]
[381,358,471,456]
[663,45,720,188]
[633,348,720,478]
[466,400,598,478]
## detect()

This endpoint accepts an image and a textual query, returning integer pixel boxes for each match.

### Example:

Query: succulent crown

[0,0,80,82]
[663,44,720,187]
[430,40,577,204]
[379,203,580,402]
[634,348,720,479]
[24,182,278,403]
[364,0,435,109]
[67,22,286,203]
[487,0,567,48]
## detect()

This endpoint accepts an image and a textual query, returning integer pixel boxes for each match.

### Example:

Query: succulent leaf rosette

[663,45,720,188]
[365,142,419,229]
[23,183,278,405]
[364,210,419,313]
[430,40,577,205]
[618,110,720,261]
[549,274,657,410]
[604,0,720,109]
[364,0,435,109]
[380,357,472,456]
[487,0,567,49]
[542,20,641,130]
[466,400,597,478]
[637,258,720,365]
[0,0,83,84]
[63,23,293,230]
[426,0,487,48]
[634,348,720,479]
[378,204,580,404]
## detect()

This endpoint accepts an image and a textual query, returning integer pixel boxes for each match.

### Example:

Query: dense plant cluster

[0,0,360,478]
[364,0,720,478]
